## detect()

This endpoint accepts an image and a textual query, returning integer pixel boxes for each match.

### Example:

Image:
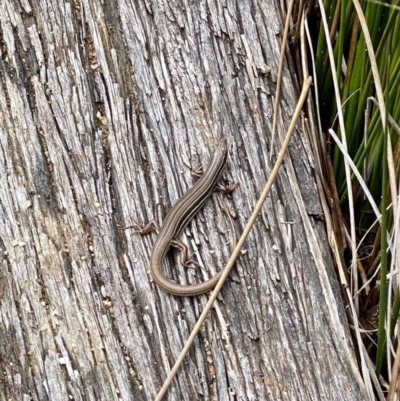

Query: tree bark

[0,0,364,400]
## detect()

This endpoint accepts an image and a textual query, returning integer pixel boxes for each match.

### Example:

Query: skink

[145,139,228,296]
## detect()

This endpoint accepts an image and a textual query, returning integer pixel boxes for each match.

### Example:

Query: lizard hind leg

[170,239,200,268]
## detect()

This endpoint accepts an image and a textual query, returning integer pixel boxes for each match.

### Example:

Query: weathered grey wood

[0,0,364,400]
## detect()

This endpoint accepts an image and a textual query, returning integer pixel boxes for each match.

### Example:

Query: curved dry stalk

[270,0,295,157]
[155,76,313,401]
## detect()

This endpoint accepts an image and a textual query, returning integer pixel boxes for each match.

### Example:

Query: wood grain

[0,0,364,400]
